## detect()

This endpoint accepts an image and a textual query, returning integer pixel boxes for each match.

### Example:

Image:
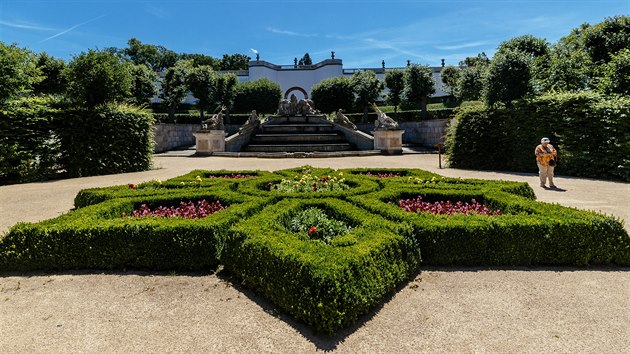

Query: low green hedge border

[349,187,629,265]
[1,166,628,333]
[222,198,421,333]
[1,190,268,271]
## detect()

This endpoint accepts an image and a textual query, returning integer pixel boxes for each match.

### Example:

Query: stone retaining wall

[356,119,450,147]
[153,120,450,152]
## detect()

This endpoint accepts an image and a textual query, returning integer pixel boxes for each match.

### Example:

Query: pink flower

[309,226,317,235]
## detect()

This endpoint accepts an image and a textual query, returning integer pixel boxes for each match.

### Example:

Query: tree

[65,49,133,108]
[459,52,490,67]
[210,73,238,119]
[496,35,550,58]
[160,60,192,121]
[598,48,630,96]
[484,50,531,107]
[219,53,250,70]
[0,42,42,104]
[583,15,630,63]
[311,77,354,114]
[384,69,404,118]
[351,70,384,120]
[130,64,158,106]
[457,66,486,101]
[179,53,220,69]
[402,65,435,114]
[124,38,161,71]
[233,78,282,114]
[538,44,592,92]
[187,65,215,119]
[440,66,460,97]
[298,53,313,66]
[33,52,67,95]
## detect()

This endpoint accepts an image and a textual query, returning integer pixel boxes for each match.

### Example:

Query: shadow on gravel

[1,265,627,351]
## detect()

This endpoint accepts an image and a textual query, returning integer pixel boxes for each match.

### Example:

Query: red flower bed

[129,200,226,219]
[398,196,501,215]
[364,172,401,178]
[207,174,255,179]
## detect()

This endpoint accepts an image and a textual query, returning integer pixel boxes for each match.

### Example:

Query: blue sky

[1,0,628,68]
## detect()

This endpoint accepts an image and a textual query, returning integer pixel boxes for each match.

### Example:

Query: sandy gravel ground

[1,153,629,353]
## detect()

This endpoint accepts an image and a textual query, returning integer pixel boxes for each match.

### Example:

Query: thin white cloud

[40,14,106,42]
[146,6,169,19]
[435,41,490,51]
[0,20,57,31]
[266,27,317,37]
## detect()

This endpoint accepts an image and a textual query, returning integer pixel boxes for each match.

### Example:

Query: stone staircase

[243,116,355,153]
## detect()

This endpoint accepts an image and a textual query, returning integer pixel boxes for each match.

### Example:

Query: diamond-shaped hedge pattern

[1,166,628,333]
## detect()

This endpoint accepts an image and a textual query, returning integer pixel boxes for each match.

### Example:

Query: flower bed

[398,196,502,215]
[269,169,349,193]
[129,200,226,219]
[364,172,401,178]
[288,207,351,243]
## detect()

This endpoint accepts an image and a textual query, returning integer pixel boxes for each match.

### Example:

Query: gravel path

[1,153,629,353]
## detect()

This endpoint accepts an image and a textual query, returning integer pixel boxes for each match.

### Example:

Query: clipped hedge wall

[1,166,628,333]
[345,108,456,123]
[446,92,630,181]
[57,104,154,177]
[0,96,62,184]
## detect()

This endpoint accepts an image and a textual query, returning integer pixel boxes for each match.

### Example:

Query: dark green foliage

[232,79,282,114]
[65,49,134,108]
[384,69,404,117]
[446,92,630,181]
[219,53,250,71]
[160,60,192,121]
[311,77,354,114]
[402,65,435,113]
[459,52,490,67]
[457,66,486,101]
[598,48,630,95]
[351,70,384,118]
[298,53,313,66]
[440,66,460,96]
[56,104,154,177]
[496,35,550,58]
[187,65,215,119]
[2,166,628,334]
[130,64,158,106]
[33,52,67,96]
[0,96,61,183]
[0,42,42,104]
[484,50,532,107]
[583,15,630,63]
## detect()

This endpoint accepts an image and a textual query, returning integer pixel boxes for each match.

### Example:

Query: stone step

[262,124,335,133]
[245,143,353,152]
[250,133,346,143]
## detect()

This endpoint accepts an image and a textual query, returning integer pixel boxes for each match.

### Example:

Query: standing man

[535,137,558,188]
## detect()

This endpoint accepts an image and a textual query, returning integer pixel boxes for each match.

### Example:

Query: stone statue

[372,103,399,130]
[297,99,319,116]
[289,94,298,115]
[202,105,226,130]
[239,110,260,134]
[277,99,291,115]
[334,109,357,130]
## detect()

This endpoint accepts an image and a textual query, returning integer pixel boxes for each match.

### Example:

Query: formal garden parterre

[1,166,628,333]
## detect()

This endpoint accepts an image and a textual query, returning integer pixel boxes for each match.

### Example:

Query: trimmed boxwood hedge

[1,166,628,333]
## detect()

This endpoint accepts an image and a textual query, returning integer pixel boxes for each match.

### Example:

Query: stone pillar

[193,130,226,155]
[372,130,404,155]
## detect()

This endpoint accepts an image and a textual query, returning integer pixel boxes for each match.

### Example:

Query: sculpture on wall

[333,109,357,130]
[277,96,320,116]
[372,103,399,130]
[202,105,226,130]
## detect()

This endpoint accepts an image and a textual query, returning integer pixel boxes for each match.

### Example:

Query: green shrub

[0,96,61,184]
[232,78,282,114]
[56,104,154,177]
[446,92,630,181]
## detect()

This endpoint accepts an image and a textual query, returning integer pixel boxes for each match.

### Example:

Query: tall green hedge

[446,92,630,181]
[0,96,61,184]
[56,104,154,177]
